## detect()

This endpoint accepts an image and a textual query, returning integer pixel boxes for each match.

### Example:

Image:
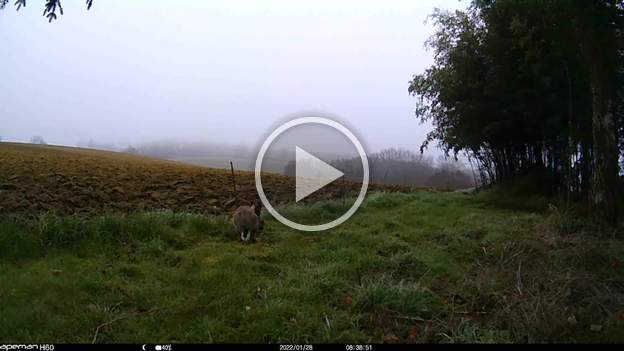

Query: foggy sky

[1,0,467,155]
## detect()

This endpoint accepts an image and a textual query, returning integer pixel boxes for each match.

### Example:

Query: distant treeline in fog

[142,140,256,159]
[76,140,473,189]
[286,148,474,190]
[76,140,291,172]
[78,139,284,160]
[77,140,255,159]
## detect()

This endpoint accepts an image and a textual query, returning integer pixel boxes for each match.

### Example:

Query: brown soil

[0,143,411,217]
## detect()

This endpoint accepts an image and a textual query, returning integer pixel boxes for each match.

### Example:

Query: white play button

[295,146,344,202]
[255,117,369,231]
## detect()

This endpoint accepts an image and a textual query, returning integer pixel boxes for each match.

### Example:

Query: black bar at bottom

[0,343,619,351]
[3,345,375,351]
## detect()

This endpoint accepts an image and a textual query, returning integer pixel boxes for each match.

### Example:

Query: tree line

[284,148,475,190]
[409,0,623,224]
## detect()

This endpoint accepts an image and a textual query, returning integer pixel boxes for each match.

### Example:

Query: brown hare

[232,199,263,242]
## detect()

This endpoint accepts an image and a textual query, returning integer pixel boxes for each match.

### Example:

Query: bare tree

[30,136,47,145]
[324,148,474,190]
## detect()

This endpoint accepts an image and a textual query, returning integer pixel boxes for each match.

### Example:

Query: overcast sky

[1,0,467,155]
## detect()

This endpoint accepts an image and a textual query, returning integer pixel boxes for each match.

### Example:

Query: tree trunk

[563,61,574,206]
[590,78,619,225]
[572,0,621,226]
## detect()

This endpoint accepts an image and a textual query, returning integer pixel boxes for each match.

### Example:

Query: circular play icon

[255,117,369,231]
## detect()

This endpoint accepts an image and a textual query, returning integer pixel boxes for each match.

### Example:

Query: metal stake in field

[342,169,346,206]
[230,161,238,202]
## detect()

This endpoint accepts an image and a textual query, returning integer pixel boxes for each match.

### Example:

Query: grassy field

[1,191,623,343]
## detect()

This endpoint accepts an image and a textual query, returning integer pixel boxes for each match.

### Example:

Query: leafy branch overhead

[1,0,93,22]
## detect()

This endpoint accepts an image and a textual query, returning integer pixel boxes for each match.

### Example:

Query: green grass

[1,191,623,343]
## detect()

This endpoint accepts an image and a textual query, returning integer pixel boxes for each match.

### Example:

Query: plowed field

[0,143,409,216]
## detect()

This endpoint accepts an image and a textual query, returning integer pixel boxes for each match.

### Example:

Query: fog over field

[0,0,467,158]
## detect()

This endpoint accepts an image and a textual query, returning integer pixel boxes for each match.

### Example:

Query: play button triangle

[295,146,344,202]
